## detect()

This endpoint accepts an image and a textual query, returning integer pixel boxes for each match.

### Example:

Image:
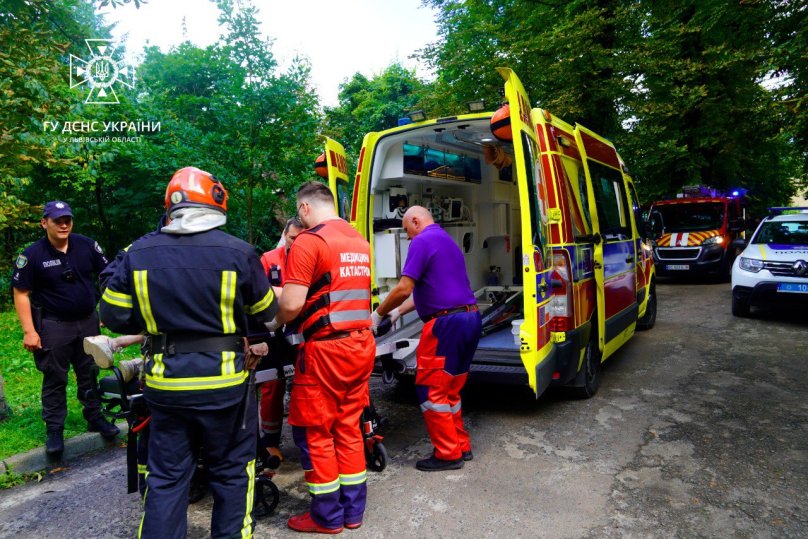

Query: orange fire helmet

[164,167,228,214]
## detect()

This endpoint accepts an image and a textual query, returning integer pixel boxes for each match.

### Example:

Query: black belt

[42,312,94,322]
[311,328,368,342]
[151,334,243,355]
[422,304,479,323]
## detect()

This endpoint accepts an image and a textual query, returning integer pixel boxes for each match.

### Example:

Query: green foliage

[323,63,431,163]
[416,0,803,213]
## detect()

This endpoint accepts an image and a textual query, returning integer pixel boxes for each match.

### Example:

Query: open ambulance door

[496,67,555,396]
[573,126,638,360]
[322,137,351,219]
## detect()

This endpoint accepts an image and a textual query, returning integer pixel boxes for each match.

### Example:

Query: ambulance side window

[588,160,631,240]
[628,182,644,238]
[521,132,547,267]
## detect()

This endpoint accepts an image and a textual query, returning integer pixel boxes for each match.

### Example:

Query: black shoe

[45,429,64,455]
[415,455,464,472]
[87,417,120,439]
[462,450,473,461]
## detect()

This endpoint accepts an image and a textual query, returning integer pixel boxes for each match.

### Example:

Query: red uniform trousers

[259,378,285,447]
[415,310,482,461]
[289,328,374,529]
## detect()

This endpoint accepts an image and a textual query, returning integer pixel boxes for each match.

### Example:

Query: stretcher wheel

[366,442,388,472]
[254,475,279,518]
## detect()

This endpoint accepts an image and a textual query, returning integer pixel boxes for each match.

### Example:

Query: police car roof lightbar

[768,207,808,215]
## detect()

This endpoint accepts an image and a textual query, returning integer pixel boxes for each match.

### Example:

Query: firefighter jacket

[286,220,372,341]
[100,228,277,408]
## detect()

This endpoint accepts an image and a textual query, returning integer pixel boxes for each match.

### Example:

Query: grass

[0,309,138,461]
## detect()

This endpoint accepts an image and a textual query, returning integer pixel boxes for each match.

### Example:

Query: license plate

[777,282,808,294]
[666,264,690,271]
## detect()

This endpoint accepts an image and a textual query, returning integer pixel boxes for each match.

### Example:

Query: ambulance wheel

[732,295,750,318]
[254,475,279,518]
[366,442,388,472]
[567,324,601,399]
[637,288,657,330]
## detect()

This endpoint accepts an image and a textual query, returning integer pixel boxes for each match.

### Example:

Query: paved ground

[0,280,806,538]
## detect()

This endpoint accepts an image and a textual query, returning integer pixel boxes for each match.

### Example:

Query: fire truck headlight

[702,236,723,246]
[739,257,764,273]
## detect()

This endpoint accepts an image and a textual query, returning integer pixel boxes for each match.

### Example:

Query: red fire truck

[648,186,745,279]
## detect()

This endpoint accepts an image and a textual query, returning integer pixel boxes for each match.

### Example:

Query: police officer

[12,200,119,456]
[100,167,277,539]
[257,217,304,463]
[373,205,481,471]
[268,181,374,533]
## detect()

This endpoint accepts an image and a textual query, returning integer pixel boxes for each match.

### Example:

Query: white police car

[731,208,808,317]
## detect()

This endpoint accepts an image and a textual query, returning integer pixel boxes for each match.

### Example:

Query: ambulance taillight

[549,251,573,332]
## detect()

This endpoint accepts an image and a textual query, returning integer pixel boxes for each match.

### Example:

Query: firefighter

[266,181,374,533]
[373,205,481,471]
[258,216,304,463]
[100,167,277,539]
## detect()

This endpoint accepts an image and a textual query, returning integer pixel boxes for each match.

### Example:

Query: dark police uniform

[12,234,109,431]
[100,227,277,539]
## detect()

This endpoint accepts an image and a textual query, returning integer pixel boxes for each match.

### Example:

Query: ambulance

[320,68,656,398]
[648,186,745,279]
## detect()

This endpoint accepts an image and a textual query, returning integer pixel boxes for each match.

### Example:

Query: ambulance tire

[637,288,657,330]
[567,324,602,399]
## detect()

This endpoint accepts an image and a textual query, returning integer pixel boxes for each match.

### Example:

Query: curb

[0,421,129,476]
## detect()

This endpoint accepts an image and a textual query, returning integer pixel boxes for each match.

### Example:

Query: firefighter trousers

[289,329,374,529]
[139,395,257,539]
[415,310,482,461]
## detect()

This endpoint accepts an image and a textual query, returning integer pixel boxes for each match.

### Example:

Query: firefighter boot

[45,429,64,456]
[87,417,120,440]
[83,335,117,369]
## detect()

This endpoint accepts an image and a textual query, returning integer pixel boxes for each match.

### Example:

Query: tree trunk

[0,369,11,421]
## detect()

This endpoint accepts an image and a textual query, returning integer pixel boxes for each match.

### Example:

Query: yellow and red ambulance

[648,187,745,279]
[321,69,655,398]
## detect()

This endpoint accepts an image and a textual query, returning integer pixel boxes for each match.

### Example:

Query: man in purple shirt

[373,205,481,471]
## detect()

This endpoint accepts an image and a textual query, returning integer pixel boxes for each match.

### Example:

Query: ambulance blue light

[398,117,412,126]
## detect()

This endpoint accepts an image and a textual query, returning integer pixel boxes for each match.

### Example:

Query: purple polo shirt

[402,223,476,319]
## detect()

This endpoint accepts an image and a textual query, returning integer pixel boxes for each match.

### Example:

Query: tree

[621,0,796,213]
[323,63,430,160]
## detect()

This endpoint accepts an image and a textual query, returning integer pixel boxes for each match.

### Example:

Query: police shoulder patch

[15,254,28,269]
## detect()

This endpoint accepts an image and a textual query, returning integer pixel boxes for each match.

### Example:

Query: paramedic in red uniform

[100,167,277,539]
[267,181,374,533]
[373,205,481,471]
[258,217,304,462]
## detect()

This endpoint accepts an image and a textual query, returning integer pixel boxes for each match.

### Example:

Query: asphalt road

[1,280,806,538]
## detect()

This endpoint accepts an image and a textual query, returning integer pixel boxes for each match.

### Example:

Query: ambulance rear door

[497,67,556,396]
[573,126,638,359]
[322,137,352,219]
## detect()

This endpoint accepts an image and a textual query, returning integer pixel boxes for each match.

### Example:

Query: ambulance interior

[369,118,525,371]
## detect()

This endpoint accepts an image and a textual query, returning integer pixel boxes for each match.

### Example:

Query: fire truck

[319,68,656,398]
[648,186,745,278]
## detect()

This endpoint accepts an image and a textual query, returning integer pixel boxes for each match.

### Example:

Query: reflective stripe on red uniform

[415,310,482,461]
[292,221,371,340]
